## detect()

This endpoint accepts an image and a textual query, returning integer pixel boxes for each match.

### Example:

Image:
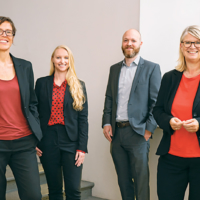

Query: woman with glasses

[153,25,200,200]
[0,16,42,200]
[35,45,88,200]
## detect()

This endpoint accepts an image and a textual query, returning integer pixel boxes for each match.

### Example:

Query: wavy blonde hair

[176,25,200,72]
[50,45,85,111]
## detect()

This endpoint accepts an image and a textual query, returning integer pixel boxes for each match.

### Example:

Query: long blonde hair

[50,45,85,111]
[176,25,200,72]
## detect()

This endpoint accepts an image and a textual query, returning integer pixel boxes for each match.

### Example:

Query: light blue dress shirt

[116,55,140,122]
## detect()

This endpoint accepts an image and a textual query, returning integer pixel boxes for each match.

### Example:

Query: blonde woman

[35,45,88,200]
[153,25,200,200]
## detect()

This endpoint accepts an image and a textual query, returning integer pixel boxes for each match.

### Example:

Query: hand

[144,130,152,141]
[183,119,199,132]
[170,117,183,131]
[75,151,85,167]
[36,147,42,157]
[103,125,113,142]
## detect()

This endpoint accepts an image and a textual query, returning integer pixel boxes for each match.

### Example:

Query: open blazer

[153,69,200,155]
[35,75,88,152]
[8,54,42,141]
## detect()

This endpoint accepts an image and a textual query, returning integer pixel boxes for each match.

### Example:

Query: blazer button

[24,107,26,109]
[193,113,197,117]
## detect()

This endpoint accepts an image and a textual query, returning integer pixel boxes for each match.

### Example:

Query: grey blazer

[102,57,161,136]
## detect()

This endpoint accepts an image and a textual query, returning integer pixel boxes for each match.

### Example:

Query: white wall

[140,1,200,200]
[1,1,140,199]
[140,0,200,75]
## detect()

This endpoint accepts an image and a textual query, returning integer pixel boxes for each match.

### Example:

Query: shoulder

[141,57,160,69]
[163,69,180,79]
[78,79,86,88]
[36,75,52,85]
[110,61,123,71]
[11,54,32,67]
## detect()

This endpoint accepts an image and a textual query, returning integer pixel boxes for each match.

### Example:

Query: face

[0,21,13,51]
[121,29,143,58]
[181,33,200,62]
[52,48,69,73]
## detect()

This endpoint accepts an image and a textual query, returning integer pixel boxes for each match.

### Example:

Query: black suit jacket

[35,75,88,152]
[153,69,200,155]
[10,54,42,141]
[102,57,161,136]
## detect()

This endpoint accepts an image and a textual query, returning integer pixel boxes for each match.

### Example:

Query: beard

[122,45,140,58]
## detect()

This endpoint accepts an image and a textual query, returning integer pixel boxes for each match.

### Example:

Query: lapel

[64,83,70,107]
[46,75,54,110]
[10,54,26,106]
[114,61,123,104]
[167,70,183,113]
[47,75,70,110]
[129,57,144,98]
[193,81,200,112]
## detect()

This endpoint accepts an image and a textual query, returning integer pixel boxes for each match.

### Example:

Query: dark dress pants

[39,125,82,200]
[0,134,42,200]
[157,154,200,200]
[111,125,150,200]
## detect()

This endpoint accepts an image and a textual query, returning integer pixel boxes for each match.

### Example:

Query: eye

[6,30,12,34]
[185,41,191,44]
[196,41,200,44]
[65,57,68,59]
[56,57,60,59]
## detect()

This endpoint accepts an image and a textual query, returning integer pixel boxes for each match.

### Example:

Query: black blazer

[153,69,200,155]
[9,54,42,141]
[102,57,161,136]
[35,75,88,152]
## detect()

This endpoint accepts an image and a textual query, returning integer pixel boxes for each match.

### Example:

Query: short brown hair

[0,16,16,36]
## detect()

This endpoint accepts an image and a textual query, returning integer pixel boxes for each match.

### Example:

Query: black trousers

[111,126,150,200]
[157,154,200,200]
[0,134,41,200]
[39,124,82,200]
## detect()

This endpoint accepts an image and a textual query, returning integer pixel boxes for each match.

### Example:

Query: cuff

[76,150,85,154]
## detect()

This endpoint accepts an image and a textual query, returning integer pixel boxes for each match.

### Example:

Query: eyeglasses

[181,41,200,48]
[0,29,14,36]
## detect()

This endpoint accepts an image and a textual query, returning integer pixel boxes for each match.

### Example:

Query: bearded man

[102,29,161,200]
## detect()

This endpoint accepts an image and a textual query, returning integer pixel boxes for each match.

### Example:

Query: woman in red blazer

[153,25,200,200]
[35,45,88,200]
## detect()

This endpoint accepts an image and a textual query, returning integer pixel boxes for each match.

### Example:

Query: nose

[61,58,65,63]
[190,43,196,48]
[128,40,132,45]
[1,31,7,36]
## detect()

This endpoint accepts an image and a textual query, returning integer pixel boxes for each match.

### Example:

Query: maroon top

[48,79,67,126]
[0,76,32,140]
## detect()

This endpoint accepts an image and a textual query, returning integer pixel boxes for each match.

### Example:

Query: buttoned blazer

[153,69,200,155]
[9,54,42,141]
[35,75,88,152]
[102,57,161,136]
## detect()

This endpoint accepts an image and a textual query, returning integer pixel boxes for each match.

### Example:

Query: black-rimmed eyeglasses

[181,41,200,48]
[0,29,14,36]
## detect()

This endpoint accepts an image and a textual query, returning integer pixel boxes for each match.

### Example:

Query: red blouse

[48,79,67,126]
[48,79,85,153]
[0,76,32,140]
[169,74,200,157]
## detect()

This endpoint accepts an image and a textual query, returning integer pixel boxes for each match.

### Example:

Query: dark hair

[0,16,16,36]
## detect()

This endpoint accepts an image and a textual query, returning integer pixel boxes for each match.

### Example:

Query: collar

[122,55,140,67]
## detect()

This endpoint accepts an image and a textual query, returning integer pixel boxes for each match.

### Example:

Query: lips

[187,51,198,54]
[0,39,8,43]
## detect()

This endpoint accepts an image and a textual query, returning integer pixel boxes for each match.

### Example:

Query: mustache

[125,46,134,49]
